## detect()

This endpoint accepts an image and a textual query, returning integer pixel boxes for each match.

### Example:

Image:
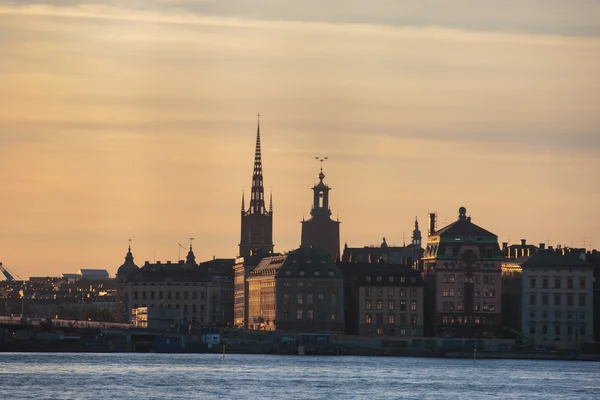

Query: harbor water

[0,353,598,399]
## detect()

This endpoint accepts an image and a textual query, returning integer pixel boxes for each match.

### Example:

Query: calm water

[0,353,598,399]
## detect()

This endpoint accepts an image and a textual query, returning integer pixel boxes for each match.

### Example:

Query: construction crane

[0,262,22,281]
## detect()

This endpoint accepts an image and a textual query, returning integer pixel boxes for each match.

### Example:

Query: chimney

[521,239,526,246]
[539,243,545,250]
[428,213,437,236]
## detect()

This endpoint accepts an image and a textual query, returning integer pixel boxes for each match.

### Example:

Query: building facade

[246,247,345,333]
[339,262,425,337]
[506,250,595,348]
[422,207,504,338]
[300,166,340,260]
[116,245,233,326]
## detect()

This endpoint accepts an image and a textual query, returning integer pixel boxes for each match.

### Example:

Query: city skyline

[1,1,599,277]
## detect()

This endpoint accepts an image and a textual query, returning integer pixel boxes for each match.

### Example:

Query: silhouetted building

[300,165,340,261]
[342,218,423,266]
[239,117,274,258]
[199,258,235,279]
[503,239,540,259]
[503,250,595,348]
[116,244,233,326]
[246,247,345,333]
[338,262,424,337]
[422,207,504,338]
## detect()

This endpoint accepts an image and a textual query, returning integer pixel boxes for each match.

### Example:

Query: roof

[276,247,343,279]
[251,255,287,276]
[518,252,591,268]
[435,218,497,238]
[77,269,110,279]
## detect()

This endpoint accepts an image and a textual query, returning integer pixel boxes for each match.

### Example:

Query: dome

[117,246,139,277]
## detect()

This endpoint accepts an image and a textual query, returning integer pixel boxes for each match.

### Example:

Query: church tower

[411,217,422,248]
[239,115,274,257]
[300,159,340,260]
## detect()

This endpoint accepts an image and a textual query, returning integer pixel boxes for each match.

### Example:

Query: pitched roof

[435,218,497,238]
[518,252,591,268]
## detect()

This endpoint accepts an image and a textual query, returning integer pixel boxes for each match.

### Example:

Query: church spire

[241,190,245,212]
[248,113,266,215]
[269,190,273,214]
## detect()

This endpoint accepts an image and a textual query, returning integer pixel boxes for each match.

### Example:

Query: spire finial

[241,189,245,212]
[248,115,266,215]
[189,237,194,250]
[128,237,132,251]
[269,190,273,213]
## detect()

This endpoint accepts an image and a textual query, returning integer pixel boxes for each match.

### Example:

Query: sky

[1,1,599,278]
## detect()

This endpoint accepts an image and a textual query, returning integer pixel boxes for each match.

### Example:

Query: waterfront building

[116,244,233,326]
[503,249,595,347]
[422,207,504,338]
[503,239,540,260]
[341,219,423,266]
[300,165,340,261]
[338,262,424,337]
[246,247,345,333]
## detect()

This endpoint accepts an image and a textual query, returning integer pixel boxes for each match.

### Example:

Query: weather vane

[315,156,328,171]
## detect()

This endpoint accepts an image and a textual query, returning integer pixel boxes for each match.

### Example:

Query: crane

[0,262,22,281]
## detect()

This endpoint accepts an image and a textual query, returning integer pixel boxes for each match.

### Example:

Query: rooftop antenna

[178,243,186,261]
[582,238,588,249]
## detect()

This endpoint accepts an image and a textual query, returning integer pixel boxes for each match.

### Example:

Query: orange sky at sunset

[1,1,599,278]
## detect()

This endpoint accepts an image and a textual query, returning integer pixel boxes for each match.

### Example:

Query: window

[365,300,372,310]
[376,314,383,325]
[400,329,406,336]
[314,271,320,276]
[283,310,289,320]
[483,302,489,312]
[376,276,382,283]
[366,276,371,283]
[448,289,455,297]
[542,325,548,335]
[529,325,535,335]
[142,291,147,300]
[388,300,395,310]
[530,311,536,319]
[442,316,448,324]
[555,311,561,319]
[307,309,314,319]
[411,315,417,325]
[457,302,463,311]
[579,325,585,336]
[580,278,586,289]
[474,302,480,312]
[567,325,573,335]
[542,278,548,289]
[283,293,290,303]
[331,311,337,320]
[297,310,303,319]
[400,301,407,311]
[388,314,395,325]
[489,303,495,312]
[542,294,549,306]
[285,270,291,276]
[554,294,561,306]
[410,301,417,311]
[410,289,417,298]
[192,291,196,300]
[555,278,561,289]
[365,288,372,297]
[388,288,395,297]
[297,294,303,305]
[297,282,303,287]
[134,291,138,300]
[567,279,573,289]
[376,300,383,310]
[183,291,188,300]
[150,291,155,300]
[529,294,536,305]
[175,292,180,300]
[365,314,372,324]
[376,288,383,297]
[389,276,394,283]
[318,293,324,303]
[475,275,481,284]
[579,295,586,307]
[554,325,560,335]
[530,278,536,288]
[567,295,574,306]
[307,294,314,304]
[331,294,338,306]
[457,289,463,297]
[399,289,406,297]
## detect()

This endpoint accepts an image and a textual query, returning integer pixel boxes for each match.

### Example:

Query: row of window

[283,270,335,277]
[132,291,205,301]
[282,281,338,288]
[133,282,202,287]
[364,313,418,325]
[442,288,496,298]
[441,315,492,324]
[282,309,337,321]
[364,288,418,298]
[132,303,207,313]
[529,324,586,336]
[442,274,497,284]
[365,275,416,284]
[283,293,337,306]
[367,328,418,336]
[528,311,586,320]
[528,293,586,307]
[365,299,417,311]
[442,301,496,312]
[529,277,586,289]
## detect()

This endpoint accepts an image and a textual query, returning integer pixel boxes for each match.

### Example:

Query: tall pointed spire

[248,113,266,215]
[269,191,273,214]
[241,190,245,212]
